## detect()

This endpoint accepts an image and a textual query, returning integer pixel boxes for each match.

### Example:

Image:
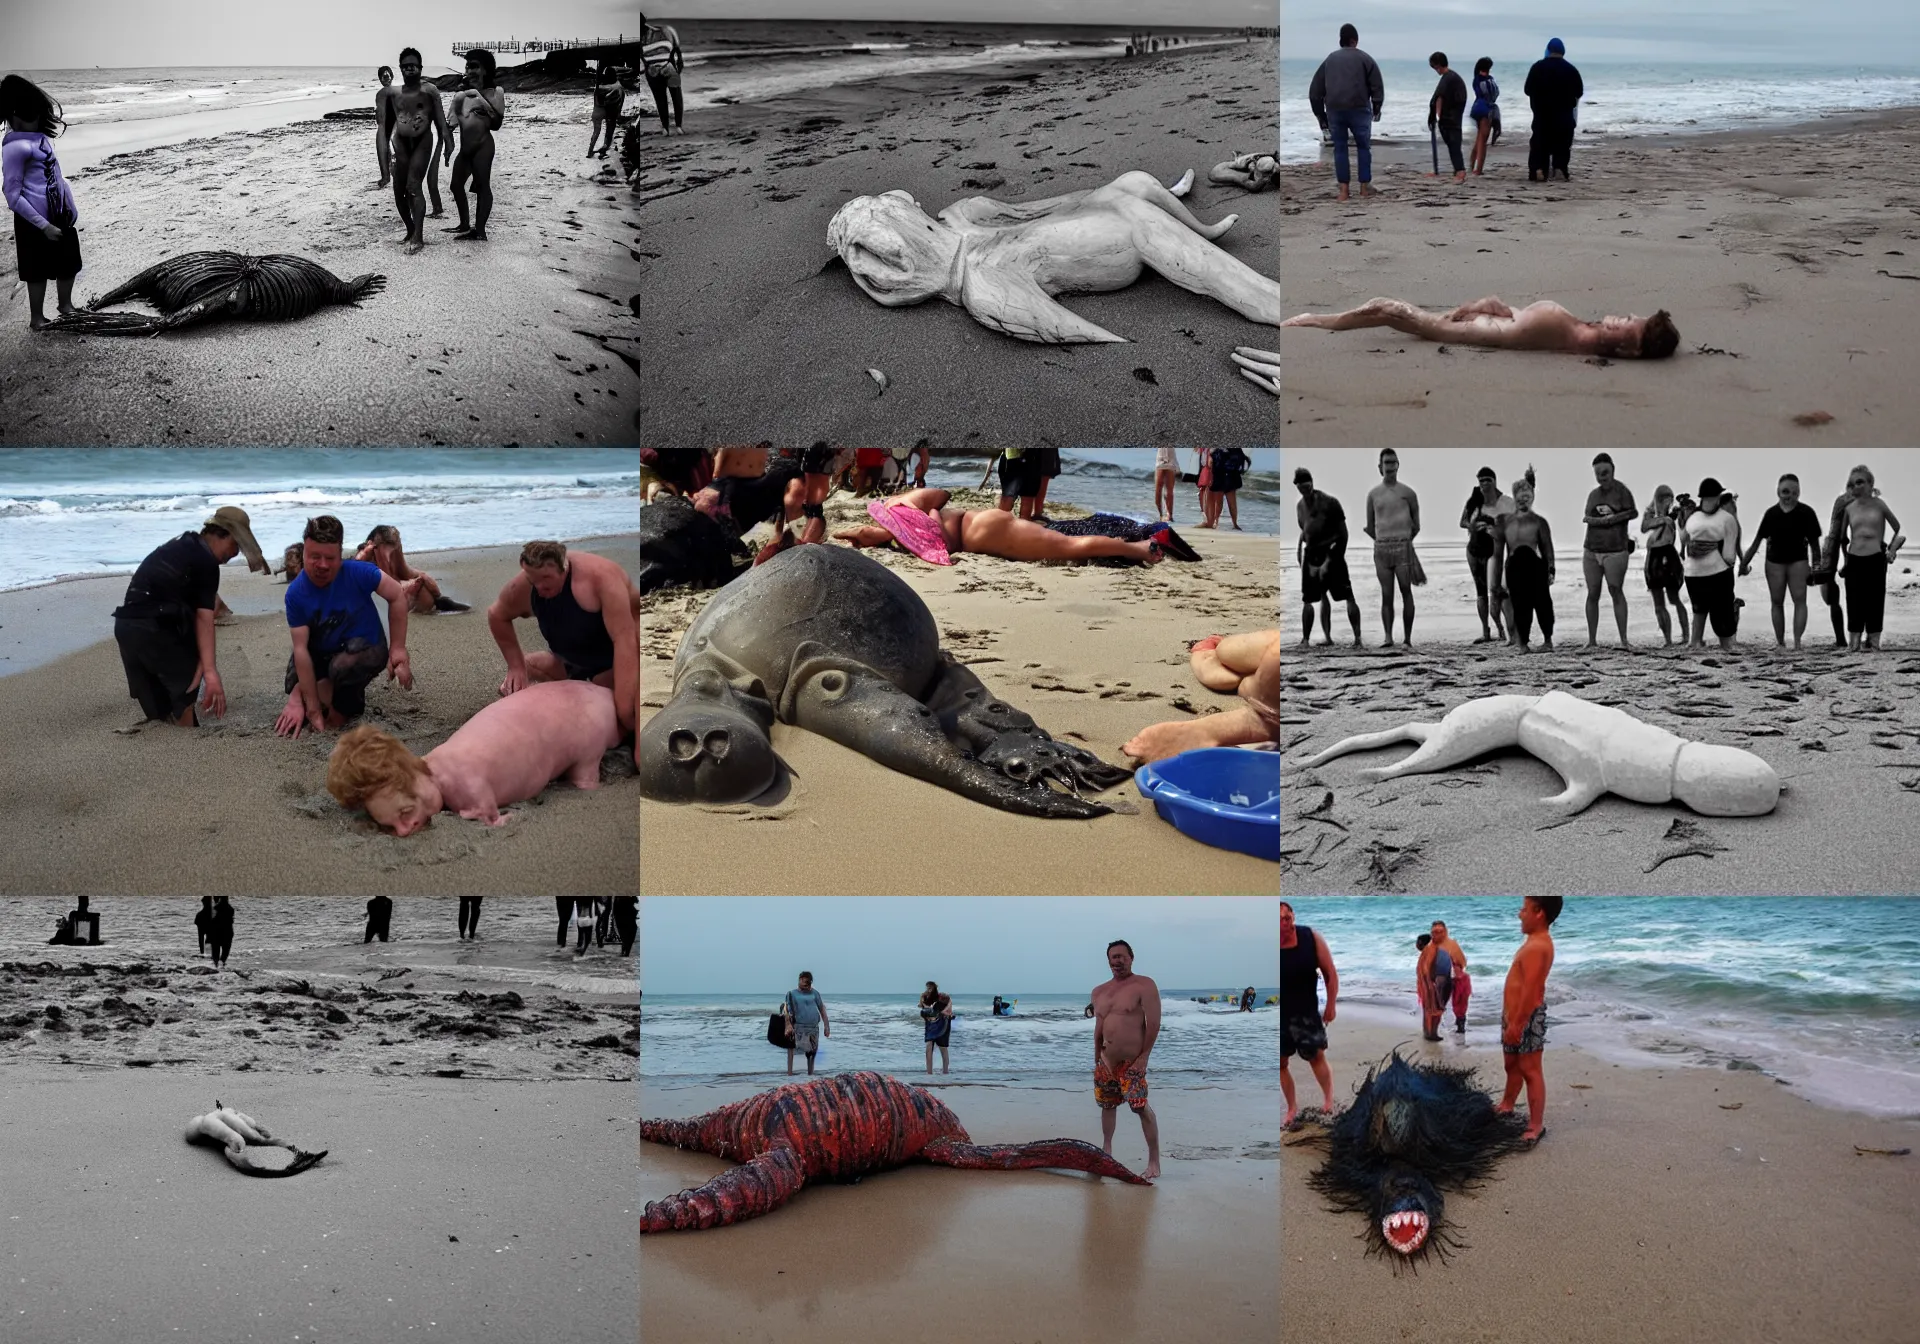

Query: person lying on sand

[834,488,1167,565]
[1122,629,1279,762]
[326,680,625,834]
[355,525,469,614]
[1168,155,1278,196]
[274,514,418,739]
[1282,296,1680,359]
[486,540,640,737]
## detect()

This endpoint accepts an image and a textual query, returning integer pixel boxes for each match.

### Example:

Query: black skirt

[12,210,82,283]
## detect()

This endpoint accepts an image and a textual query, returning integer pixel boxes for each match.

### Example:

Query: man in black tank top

[486,540,641,737]
[1281,902,1339,1128]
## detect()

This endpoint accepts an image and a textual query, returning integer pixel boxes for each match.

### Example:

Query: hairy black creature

[43,252,385,335]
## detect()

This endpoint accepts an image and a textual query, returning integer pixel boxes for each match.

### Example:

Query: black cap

[1293,467,1314,484]
[1699,477,1726,498]
[1477,466,1496,481]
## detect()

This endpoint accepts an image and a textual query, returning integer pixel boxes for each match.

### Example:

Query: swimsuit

[1094,1055,1149,1111]
[530,566,618,680]
[1505,543,1554,645]
[1279,929,1327,1060]
[1503,1004,1548,1055]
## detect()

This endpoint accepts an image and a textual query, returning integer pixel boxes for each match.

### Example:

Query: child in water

[1,75,84,329]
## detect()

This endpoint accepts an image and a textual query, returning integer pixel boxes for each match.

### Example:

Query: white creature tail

[1299,695,1539,781]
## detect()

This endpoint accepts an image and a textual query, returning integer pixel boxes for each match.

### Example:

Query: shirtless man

[326,681,624,834]
[1282,296,1681,360]
[1365,449,1420,647]
[486,540,640,737]
[1496,895,1558,1145]
[589,63,625,158]
[372,66,395,187]
[443,50,506,242]
[1091,939,1161,1180]
[384,47,451,254]
[834,487,1167,565]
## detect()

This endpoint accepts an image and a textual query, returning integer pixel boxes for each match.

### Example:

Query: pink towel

[867,500,953,566]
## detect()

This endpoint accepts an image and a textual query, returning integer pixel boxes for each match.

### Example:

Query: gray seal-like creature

[639,544,1132,818]
[42,252,385,335]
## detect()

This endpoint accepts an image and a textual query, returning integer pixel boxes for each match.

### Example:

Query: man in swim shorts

[1091,939,1160,1178]
[1582,452,1637,648]
[112,506,270,727]
[1294,468,1362,647]
[384,46,451,254]
[486,540,640,737]
[274,514,419,739]
[1366,449,1421,646]
[1497,895,1558,1145]
[1280,902,1337,1128]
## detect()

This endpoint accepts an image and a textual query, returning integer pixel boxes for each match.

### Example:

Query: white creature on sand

[826,170,1279,389]
[1296,691,1780,817]
[185,1101,328,1176]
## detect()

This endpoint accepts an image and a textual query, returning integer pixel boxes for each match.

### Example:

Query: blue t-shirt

[284,559,387,652]
[785,988,824,1027]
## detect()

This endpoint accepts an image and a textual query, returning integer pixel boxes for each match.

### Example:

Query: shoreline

[0,531,640,679]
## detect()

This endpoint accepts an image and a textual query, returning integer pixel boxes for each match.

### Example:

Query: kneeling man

[274,514,419,739]
[487,540,640,736]
[326,680,625,833]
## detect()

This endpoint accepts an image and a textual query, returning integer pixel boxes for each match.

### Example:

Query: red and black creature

[641,1070,1151,1232]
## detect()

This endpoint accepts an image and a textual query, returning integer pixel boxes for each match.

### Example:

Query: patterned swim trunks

[1502,1004,1548,1055]
[1094,1055,1149,1112]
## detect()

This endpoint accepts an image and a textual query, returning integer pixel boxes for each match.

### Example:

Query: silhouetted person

[194,896,213,955]
[574,897,595,953]
[1524,39,1584,181]
[211,896,234,968]
[613,896,637,956]
[554,896,574,947]
[364,895,393,943]
[595,896,614,947]
[62,896,101,945]
[459,895,484,940]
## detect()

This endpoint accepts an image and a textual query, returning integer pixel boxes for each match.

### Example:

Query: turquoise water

[0,448,639,592]
[639,990,1277,1082]
[1283,898,1920,1117]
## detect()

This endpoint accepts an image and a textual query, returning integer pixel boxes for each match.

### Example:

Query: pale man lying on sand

[1282,296,1680,359]
[326,680,624,834]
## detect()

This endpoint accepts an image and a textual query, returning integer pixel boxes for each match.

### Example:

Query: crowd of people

[1304,21,1587,199]
[1280,899,1560,1145]
[1294,454,1906,652]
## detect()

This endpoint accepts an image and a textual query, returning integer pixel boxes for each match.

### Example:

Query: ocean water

[667,21,1255,114]
[922,449,1281,536]
[1279,60,1920,163]
[0,448,639,593]
[1282,898,1920,1118]
[639,991,1277,1083]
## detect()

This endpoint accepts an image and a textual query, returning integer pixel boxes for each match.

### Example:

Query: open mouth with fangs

[1381,1209,1430,1255]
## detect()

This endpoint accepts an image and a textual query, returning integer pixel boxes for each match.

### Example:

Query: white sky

[12,0,639,70]
[662,2,1275,27]
[640,897,1280,993]
[1279,449,1920,544]
[1281,1,1920,63]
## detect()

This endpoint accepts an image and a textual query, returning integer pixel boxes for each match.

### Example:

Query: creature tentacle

[1297,723,1437,769]
[921,1136,1152,1185]
[640,1143,807,1232]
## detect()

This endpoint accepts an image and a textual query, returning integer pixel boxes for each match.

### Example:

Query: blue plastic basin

[1135,748,1280,861]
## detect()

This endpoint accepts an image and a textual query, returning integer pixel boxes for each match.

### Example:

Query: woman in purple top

[1,75,83,329]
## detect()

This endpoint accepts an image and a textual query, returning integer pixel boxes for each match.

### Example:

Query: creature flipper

[1540,775,1605,815]
[38,310,174,336]
[641,1144,807,1232]
[1309,695,1539,781]
[226,1145,327,1177]
[921,1136,1152,1185]
[1296,723,1436,769]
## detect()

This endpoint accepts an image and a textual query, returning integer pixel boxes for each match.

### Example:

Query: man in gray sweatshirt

[1306,23,1386,201]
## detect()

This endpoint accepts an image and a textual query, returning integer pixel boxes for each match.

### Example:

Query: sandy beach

[0,537,639,897]
[639,493,1278,895]
[641,1074,1278,1341]
[1279,635,1920,896]
[1284,1010,1920,1344]
[0,95,636,446]
[637,39,1277,448]
[1278,108,1920,446]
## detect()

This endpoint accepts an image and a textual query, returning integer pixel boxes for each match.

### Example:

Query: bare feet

[441,224,470,232]
[404,240,425,255]
[1143,1158,1161,1180]
[455,230,487,242]
[1123,705,1274,762]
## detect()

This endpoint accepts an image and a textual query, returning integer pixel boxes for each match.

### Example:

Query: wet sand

[1284,1013,1920,1343]
[0,538,639,897]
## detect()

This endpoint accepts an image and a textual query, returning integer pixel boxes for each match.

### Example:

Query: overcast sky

[12,0,637,70]
[1282,1,1920,63]
[666,1,1274,27]
[640,897,1279,994]
[1280,449,1920,544]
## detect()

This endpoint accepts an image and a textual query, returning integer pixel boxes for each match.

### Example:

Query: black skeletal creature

[42,252,384,335]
